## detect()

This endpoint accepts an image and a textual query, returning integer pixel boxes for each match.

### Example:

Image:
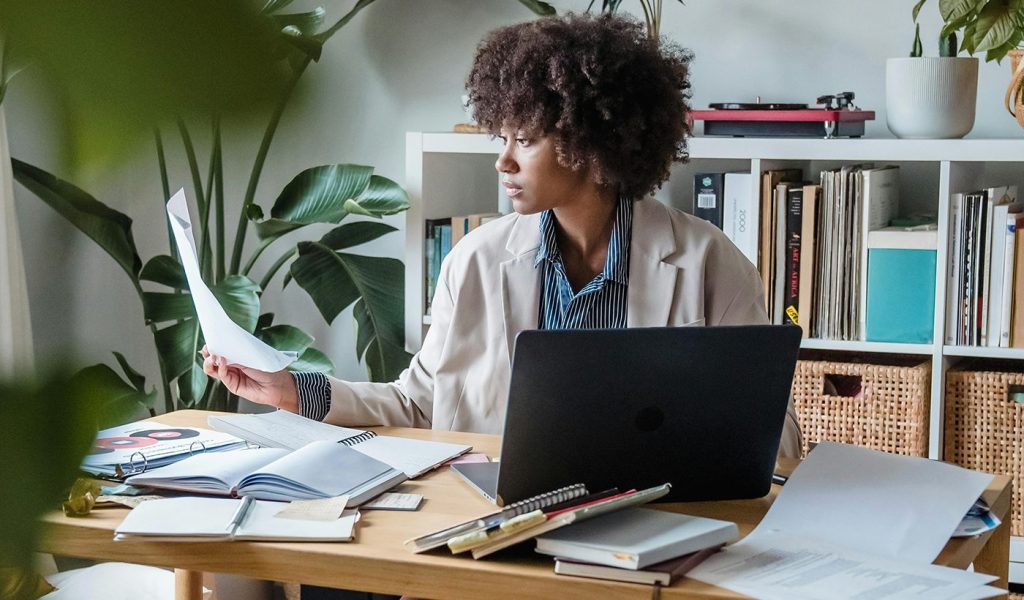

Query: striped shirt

[536,198,631,330]
[294,198,633,421]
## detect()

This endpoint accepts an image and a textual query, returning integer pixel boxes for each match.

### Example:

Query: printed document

[166,189,296,371]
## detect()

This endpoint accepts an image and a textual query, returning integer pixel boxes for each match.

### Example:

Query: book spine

[999,215,1018,347]
[724,173,756,264]
[693,173,725,229]
[783,187,803,326]
[1014,226,1024,347]
[946,194,963,345]
[798,185,819,337]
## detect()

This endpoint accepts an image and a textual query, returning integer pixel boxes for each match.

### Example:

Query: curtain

[0,105,34,378]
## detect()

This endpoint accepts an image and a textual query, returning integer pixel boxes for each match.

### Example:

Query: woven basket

[791,356,930,458]
[945,367,1024,537]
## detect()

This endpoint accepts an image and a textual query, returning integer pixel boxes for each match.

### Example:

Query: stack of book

[946,185,1022,347]
[405,483,672,559]
[424,212,502,313]
[538,508,735,587]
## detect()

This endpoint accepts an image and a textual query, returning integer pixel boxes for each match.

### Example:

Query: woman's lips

[503,182,522,198]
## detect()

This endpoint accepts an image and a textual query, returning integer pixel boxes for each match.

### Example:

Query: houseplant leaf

[343,175,409,217]
[270,164,374,224]
[71,364,157,422]
[518,0,557,15]
[273,8,326,34]
[354,298,411,382]
[154,320,199,381]
[257,324,334,374]
[971,0,1019,51]
[291,347,334,373]
[140,255,187,289]
[319,221,398,250]
[144,275,261,332]
[11,158,142,281]
[939,0,978,22]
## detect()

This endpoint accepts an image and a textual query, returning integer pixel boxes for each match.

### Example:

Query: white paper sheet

[690,530,999,600]
[166,189,296,371]
[755,442,993,563]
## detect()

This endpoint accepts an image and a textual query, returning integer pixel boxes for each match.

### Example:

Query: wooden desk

[39,410,1013,600]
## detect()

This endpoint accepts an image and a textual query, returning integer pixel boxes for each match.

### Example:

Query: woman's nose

[494,143,517,174]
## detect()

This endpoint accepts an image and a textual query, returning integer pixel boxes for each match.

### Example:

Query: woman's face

[494,128,593,215]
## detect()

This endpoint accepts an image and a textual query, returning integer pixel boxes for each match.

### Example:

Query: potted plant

[886,4,979,138]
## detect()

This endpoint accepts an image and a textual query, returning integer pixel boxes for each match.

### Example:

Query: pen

[447,510,546,553]
[226,496,255,534]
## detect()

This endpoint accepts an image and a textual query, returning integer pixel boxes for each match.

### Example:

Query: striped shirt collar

[534,198,632,285]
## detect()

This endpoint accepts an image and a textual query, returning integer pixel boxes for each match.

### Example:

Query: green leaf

[270,164,374,224]
[256,312,276,330]
[350,175,410,216]
[254,217,306,239]
[274,8,326,35]
[962,20,980,52]
[140,255,186,288]
[112,351,148,393]
[355,299,410,382]
[11,158,142,281]
[939,0,977,22]
[281,29,324,62]
[913,0,928,21]
[154,320,199,381]
[258,324,315,353]
[518,0,557,15]
[290,242,360,322]
[175,360,209,409]
[261,0,297,14]
[912,23,924,56]
[211,275,262,333]
[71,364,156,424]
[320,222,398,251]
[972,0,1018,51]
[143,291,196,324]
[291,346,334,374]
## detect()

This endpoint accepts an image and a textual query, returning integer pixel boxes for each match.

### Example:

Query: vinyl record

[88,445,114,455]
[94,436,158,450]
[709,102,808,110]
[131,428,201,441]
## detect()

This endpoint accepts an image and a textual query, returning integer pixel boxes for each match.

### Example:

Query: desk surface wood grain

[39,410,1013,599]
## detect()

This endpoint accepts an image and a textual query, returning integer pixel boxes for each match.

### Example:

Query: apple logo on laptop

[635,406,664,432]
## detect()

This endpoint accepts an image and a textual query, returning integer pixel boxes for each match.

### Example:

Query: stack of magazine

[82,421,247,479]
[404,483,672,560]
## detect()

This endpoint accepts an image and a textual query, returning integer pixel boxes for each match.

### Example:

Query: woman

[204,13,802,458]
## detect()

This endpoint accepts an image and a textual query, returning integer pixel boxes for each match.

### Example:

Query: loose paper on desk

[166,189,297,372]
[275,495,349,521]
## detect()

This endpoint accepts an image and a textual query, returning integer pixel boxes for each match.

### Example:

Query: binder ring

[188,441,208,456]
[244,440,261,450]
[127,451,149,475]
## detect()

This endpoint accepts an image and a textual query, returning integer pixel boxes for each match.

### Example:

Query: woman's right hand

[201,346,299,413]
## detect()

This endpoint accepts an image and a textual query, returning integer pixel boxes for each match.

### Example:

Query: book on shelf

[782,184,805,327]
[424,212,503,314]
[759,169,802,314]
[82,420,246,479]
[451,212,503,246]
[693,172,726,229]
[208,409,471,478]
[114,496,358,542]
[866,227,937,344]
[125,441,406,505]
[858,166,900,341]
[1013,219,1024,348]
[535,507,738,570]
[553,545,723,586]
[998,213,1022,347]
[797,185,822,337]
[722,172,755,265]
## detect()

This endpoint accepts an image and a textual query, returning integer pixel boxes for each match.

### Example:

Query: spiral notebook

[404,483,588,553]
[208,410,471,478]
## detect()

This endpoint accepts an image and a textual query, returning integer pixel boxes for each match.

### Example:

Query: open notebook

[125,441,405,505]
[114,496,358,542]
[208,409,471,477]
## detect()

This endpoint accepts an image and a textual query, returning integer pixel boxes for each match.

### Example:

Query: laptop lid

[494,325,802,505]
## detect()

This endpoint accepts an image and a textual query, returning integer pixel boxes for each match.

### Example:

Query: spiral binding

[337,431,378,447]
[502,483,588,518]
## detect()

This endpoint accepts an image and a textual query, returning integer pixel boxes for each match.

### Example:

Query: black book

[693,172,725,229]
[783,186,804,326]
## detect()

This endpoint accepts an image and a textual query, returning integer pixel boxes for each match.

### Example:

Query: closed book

[126,441,406,505]
[693,172,725,229]
[722,172,755,264]
[1014,226,1024,347]
[782,186,804,326]
[114,496,357,542]
[553,545,722,586]
[797,185,821,337]
[858,166,900,341]
[535,507,738,570]
[865,228,937,344]
[759,169,802,311]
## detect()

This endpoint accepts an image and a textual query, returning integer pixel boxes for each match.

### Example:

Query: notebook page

[237,441,396,499]
[115,497,239,537]
[209,410,365,450]
[353,435,471,477]
[126,448,288,493]
[234,503,357,541]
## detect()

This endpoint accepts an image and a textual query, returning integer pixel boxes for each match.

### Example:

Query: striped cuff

[292,371,330,422]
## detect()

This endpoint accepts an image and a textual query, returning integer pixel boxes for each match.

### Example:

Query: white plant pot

[886,57,979,139]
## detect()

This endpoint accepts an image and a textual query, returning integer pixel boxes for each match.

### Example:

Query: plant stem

[155,129,178,262]
[260,247,298,291]
[133,280,176,413]
[200,117,219,281]
[229,56,311,275]
[317,0,379,43]
[214,122,225,283]
[242,237,275,277]
[177,119,208,279]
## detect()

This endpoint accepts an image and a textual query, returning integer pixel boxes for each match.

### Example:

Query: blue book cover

[866,229,937,343]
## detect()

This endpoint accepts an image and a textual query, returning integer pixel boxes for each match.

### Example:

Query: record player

[690,92,875,138]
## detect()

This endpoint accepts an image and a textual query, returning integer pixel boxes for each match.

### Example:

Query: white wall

[7,0,1023,401]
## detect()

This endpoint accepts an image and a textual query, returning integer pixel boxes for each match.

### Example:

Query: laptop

[451,325,802,505]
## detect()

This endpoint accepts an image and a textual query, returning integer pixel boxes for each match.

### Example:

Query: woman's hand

[201,346,299,413]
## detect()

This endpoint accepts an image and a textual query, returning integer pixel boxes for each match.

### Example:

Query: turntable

[690,92,875,138]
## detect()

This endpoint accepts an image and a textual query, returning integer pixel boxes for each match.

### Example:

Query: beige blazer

[323,199,803,458]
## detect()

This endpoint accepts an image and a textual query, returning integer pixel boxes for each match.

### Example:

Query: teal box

[866,247,936,343]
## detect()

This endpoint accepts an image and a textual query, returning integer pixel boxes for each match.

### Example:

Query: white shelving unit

[406,131,1024,576]
[404,132,1024,451]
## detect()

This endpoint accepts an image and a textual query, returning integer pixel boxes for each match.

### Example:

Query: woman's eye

[516,138,530,146]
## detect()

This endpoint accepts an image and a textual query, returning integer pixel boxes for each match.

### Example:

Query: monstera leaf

[256,323,334,374]
[253,164,408,241]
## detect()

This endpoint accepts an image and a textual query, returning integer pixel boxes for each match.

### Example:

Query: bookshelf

[404,132,1024,460]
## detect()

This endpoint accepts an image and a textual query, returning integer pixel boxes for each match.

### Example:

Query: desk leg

[974,519,1010,589]
[175,569,204,600]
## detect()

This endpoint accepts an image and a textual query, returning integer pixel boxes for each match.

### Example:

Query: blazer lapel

[627,199,682,327]
[501,213,542,361]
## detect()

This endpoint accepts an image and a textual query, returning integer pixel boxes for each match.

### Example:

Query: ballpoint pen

[226,496,255,535]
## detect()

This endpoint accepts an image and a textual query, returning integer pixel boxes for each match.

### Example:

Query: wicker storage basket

[945,367,1024,537]
[791,356,931,458]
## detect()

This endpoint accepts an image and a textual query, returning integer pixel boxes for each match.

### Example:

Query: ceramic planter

[886,57,979,139]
